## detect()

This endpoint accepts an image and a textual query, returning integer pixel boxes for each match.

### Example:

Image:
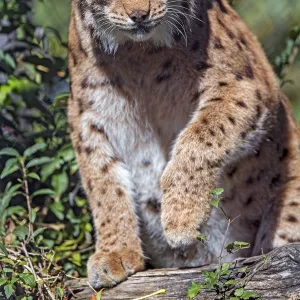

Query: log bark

[66,243,300,299]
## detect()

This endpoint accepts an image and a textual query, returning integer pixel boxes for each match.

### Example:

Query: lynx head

[76,0,199,53]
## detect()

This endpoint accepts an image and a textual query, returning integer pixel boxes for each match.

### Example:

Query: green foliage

[0,0,93,298]
[187,189,260,299]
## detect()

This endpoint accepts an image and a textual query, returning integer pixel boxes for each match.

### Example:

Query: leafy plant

[187,188,260,300]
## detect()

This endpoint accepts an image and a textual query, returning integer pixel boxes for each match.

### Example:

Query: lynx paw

[87,249,145,289]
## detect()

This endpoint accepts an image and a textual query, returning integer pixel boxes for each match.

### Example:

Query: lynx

[68,0,300,288]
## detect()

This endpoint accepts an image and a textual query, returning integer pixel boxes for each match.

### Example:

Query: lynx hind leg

[273,180,300,247]
[252,180,300,256]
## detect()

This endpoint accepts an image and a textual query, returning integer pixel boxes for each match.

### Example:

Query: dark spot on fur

[90,124,105,134]
[246,176,253,184]
[255,106,261,121]
[81,78,88,89]
[279,148,289,161]
[190,156,196,162]
[241,131,247,139]
[162,59,172,69]
[156,72,171,83]
[195,61,213,71]
[227,166,237,177]
[116,188,124,197]
[142,159,151,167]
[191,91,201,103]
[76,145,82,154]
[87,180,93,191]
[289,201,299,207]
[208,97,223,103]
[101,165,108,173]
[256,90,262,100]
[219,124,226,134]
[97,201,101,207]
[85,147,93,155]
[214,37,224,49]
[236,100,248,108]
[219,81,228,86]
[236,41,243,51]
[235,73,243,81]
[227,116,236,125]
[202,118,208,125]
[206,142,213,147]
[253,219,260,228]
[215,0,229,13]
[270,174,281,188]
[287,215,298,223]
[245,64,254,79]
[209,129,216,136]
[146,198,161,214]
[240,37,247,46]
[246,196,253,205]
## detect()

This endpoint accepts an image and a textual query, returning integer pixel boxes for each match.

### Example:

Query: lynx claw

[87,249,144,289]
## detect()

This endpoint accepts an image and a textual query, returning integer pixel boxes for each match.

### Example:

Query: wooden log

[66,243,300,299]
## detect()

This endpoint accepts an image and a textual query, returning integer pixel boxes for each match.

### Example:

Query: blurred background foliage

[0,0,299,299]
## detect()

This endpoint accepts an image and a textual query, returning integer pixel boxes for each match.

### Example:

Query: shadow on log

[66,243,300,299]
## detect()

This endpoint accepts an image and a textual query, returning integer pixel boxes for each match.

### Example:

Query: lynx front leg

[161,86,269,248]
[69,109,144,288]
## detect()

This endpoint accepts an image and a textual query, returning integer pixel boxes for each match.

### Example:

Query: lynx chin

[68,0,300,289]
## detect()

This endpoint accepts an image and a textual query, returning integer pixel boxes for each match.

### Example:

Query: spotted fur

[68,0,300,289]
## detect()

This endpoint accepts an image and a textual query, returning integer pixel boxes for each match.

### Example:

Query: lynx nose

[129,10,149,23]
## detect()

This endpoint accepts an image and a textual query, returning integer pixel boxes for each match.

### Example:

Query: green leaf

[237,266,248,273]
[53,92,70,108]
[210,188,224,196]
[0,278,7,286]
[49,202,65,220]
[225,241,251,254]
[197,235,208,243]
[26,157,54,168]
[23,143,46,158]
[225,280,237,286]
[240,291,259,299]
[14,226,29,240]
[7,205,26,217]
[51,171,68,197]
[4,158,18,170]
[57,287,64,297]
[210,198,221,208]
[0,242,8,256]
[1,164,20,179]
[234,288,244,297]
[32,189,55,198]
[27,172,41,181]
[4,284,13,298]
[221,262,230,275]
[0,183,22,217]
[19,273,36,288]
[0,148,20,157]
[40,158,63,181]
[234,241,250,249]
[187,281,202,299]
[31,228,46,240]
[30,209,37,223]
